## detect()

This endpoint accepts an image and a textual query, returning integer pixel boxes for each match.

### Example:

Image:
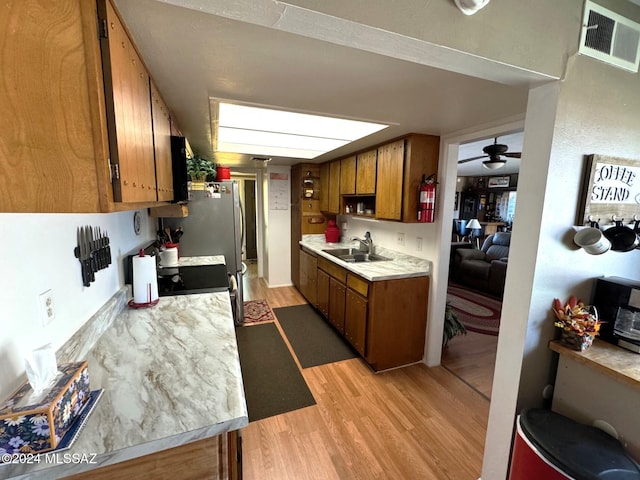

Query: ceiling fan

[458,137,522,170]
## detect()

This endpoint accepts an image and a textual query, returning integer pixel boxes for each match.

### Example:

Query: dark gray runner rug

[235,322,315,422]
[274,304,358,369]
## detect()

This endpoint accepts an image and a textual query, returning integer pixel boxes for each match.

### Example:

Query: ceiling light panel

[214,102,388,158]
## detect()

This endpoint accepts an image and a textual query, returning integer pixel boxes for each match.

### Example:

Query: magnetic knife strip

[74,226,112,287]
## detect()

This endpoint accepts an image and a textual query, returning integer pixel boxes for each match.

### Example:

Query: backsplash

[337,215,438,258]
[0,210,154,399]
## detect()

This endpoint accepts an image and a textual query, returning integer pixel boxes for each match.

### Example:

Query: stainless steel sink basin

[322,248,391,263]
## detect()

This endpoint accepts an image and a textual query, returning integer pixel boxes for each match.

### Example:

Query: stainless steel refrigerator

[164,181,244,324]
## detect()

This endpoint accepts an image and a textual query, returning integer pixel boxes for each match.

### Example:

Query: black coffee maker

[592,277,640,353]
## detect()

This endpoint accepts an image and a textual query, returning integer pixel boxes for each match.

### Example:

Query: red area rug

[243,299,275,324]
[447,284,501,336]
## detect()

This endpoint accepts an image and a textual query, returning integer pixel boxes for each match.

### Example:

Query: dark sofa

[452,232,511,297]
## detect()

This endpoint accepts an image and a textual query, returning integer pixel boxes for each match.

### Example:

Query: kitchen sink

[322,248,391,263]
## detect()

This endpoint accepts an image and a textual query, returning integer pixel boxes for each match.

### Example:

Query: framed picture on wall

[488,176,510,188]
[576,154,640,226]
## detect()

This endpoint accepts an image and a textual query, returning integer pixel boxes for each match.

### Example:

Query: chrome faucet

[350,231,374,254]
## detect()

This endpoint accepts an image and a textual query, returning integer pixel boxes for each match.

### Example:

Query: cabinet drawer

[347,274,369,297]
[318,257,348,283]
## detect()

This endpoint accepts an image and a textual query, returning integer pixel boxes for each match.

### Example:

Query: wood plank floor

[441,330,498,400]
[241,264,490,479]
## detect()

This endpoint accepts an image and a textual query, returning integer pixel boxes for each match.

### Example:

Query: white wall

[264,165,292,287]
[0,210,155,398]
[338,216,439,259]
[483,45,640,479]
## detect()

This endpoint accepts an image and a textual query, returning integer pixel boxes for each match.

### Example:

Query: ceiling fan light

[482,159,506,170]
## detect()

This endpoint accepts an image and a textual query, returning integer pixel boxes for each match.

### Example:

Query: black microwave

[170,135,189,202]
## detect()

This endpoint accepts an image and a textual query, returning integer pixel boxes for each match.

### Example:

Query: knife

[78,227,91,287]
[83,226,95,283]
[100,228,109,268]
[95,226,104,271]
[104,230,112,265]
[88,226,98,272]
[96,227,104,270]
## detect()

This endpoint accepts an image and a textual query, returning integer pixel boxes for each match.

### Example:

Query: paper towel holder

[128,249,160,309]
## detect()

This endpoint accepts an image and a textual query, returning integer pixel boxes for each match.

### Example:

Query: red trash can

[509,409,640,480]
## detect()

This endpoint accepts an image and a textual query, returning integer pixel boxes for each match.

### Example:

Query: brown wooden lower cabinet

[317,269,330,317]
[299,248,318,306]
[329,277,346,334]
[345,288,367,355]
[64,431,241,480]
[299,247,430,371]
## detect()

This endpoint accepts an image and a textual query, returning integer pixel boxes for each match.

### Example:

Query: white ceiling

[113,0,533,170]
[456,131,524,177]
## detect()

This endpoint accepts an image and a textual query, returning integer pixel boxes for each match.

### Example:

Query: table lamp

[466,218,482,248]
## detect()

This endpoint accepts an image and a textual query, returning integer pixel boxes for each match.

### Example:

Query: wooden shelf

[549,339,640,390]
[149,203,188,218]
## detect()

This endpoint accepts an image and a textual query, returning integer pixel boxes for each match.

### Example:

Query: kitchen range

[163,181,245,324]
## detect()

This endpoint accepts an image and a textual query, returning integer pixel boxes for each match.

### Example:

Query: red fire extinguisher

[418,174,437,223]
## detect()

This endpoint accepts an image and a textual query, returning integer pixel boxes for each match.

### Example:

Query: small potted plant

[443,302,466,346]
[552,296,602,351]
[186,155,217,182]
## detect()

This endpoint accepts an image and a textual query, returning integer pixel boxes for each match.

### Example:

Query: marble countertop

[300,235,431,281]
[3,257,247,479]
[158,254,225,268]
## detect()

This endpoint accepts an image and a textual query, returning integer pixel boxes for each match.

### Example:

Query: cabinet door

[340,156,356,195]
[328,160,341,214]
[319,162,330,212]
[317,269,330,317]
[299,249,317,305]
[356,150,377,195]
[375,140,404,220]
[100,0,156,203]
[0,0,103,212]
[345,289,367,356]
[151,82,173,202]
[329,278,346,334]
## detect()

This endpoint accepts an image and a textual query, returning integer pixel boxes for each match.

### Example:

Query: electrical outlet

[342,221,348,231]
[416,237,423,251]
[39,289,55,326]
[397,232,405,246]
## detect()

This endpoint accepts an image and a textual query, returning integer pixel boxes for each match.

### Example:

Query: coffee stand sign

[577,154,640,226]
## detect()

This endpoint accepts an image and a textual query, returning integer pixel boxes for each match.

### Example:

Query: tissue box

[0,361,90,455]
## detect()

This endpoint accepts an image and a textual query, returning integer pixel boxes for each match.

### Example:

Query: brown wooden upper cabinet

[318,134,437,222]
[151,82,174,202]
[356,149,377,194]
[339,155,356,195]
[0,0,176,212]
[100,0,156,203]
[376,134,439,222]
[375,140,405,220]
[328,160,341,214]
[99,0,175,205]
[319,162,330,212]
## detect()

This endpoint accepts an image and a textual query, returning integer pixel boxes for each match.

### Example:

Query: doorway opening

[441,130,523,399]
[230,171,263,278]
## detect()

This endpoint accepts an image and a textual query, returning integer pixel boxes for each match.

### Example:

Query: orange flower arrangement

[552,296,602,338]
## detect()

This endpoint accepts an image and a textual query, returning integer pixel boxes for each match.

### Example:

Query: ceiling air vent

[579,1,640,72]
